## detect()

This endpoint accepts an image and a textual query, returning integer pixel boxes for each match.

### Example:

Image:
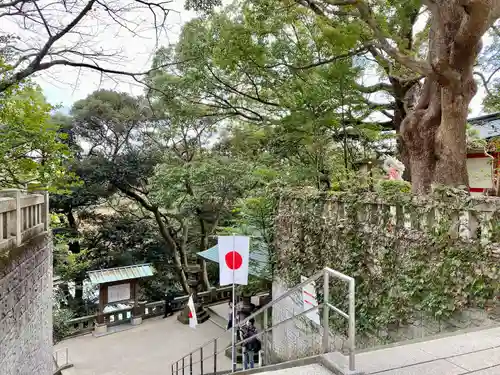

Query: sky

[33,1,197,110]
[26,1,485,117]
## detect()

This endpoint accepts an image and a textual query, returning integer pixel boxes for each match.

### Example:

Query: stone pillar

[177,264,210,324]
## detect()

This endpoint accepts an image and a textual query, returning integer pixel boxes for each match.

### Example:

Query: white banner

[218,236,250,286]
[301,276,320,325]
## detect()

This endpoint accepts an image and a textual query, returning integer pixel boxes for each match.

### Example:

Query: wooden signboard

[107,282,131,303]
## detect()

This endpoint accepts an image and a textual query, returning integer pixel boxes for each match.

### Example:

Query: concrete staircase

[207,302,500,375]
[247,364,333,375]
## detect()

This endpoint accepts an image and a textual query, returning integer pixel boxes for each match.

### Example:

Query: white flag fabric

[187,294,198,329]
[218,236,250,286]
[301,276,321,326]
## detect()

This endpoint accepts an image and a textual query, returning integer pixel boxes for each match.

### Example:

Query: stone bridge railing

[286,194,500,242]
[64,286,233,338]
[0,189,49,250]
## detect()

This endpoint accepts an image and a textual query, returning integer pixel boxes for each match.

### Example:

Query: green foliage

[375,180,412,198]
[0,83,78,191]
[479,27,500,114]
[53,291,75,344]
[152,153,258,214]
[482,82,500,113]
[147,0,385,185]
[466,124,487,150]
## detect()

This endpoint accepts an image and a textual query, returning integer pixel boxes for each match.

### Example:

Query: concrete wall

[0,233,53,375]
[270,279,323,362]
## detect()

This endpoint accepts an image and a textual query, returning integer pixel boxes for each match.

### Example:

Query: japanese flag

[187,295,197,329]
[218,236,250,286]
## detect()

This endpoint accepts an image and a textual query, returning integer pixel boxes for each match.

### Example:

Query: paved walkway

[326,326,500,375]
[258,364,333,375]
[56,305,500,375]
[56,314,233,375]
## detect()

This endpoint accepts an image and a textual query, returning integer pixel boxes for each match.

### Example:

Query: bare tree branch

[0,0,196,93]
[354,82,393,94]
[474,71,493,96]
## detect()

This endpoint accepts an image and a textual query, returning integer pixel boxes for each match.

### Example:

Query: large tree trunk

[151,210,190,293]
[401,79,441,194]
[198,218,212,290]
[116,185,190,293]
[400,3,489,193]
[392,79,420,182]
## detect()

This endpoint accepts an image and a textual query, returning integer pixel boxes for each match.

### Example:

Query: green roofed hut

[87,263,155,335]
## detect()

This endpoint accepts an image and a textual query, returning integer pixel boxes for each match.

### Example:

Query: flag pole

[231,233,236,373]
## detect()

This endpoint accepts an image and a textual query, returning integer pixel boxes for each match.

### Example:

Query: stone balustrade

[284,194,500,242]
[64,286,233,337]
[0,189,49,250]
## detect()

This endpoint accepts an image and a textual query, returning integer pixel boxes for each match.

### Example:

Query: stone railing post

[177,264,210,325]
[0,189,22,246]
[41,191,49,231]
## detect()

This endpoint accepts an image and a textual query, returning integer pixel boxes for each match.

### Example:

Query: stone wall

[273,191,500,351]
[0,190,52,375]
[270,278,324,362]
[0,233,53,375]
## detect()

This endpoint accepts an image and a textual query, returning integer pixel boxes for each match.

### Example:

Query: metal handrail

[174,304,323,372]
[171,267,356,374]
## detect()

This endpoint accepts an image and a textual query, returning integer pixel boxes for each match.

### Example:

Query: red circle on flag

[225,251,243,270]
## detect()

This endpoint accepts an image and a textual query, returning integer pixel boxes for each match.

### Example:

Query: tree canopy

[0,80,77,191]
[4,0,500,313]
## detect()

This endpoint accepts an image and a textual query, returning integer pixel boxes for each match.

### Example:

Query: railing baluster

[263,311,268,366]
[182,357,185,375]
[176,361,179,375]
[200,347,203,375]
[189,353,193,375]
[348,277,356,372]
[213,339,217,374]
[322,271,330,353]
[171,364,174,375]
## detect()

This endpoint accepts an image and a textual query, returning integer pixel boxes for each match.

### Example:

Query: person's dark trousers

[163,294,174,318]
[163,303,173,318]
[244,349,255,369]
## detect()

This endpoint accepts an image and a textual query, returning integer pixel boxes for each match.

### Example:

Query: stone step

[224,344,260,363]
[245,364,333,375]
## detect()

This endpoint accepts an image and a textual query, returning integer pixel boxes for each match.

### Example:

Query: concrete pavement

[254,364,333,375]
[55,313,233,375]
[209,302,500,375]
[326,326,500,375]
[56,304,500,375]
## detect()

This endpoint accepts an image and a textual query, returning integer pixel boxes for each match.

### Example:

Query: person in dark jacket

[227,301,233,330]
[163,291,174,318]
[241,318,260,369]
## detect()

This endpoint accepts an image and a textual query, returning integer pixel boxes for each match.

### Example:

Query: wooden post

[94,283,108,335]
[97,284,106,324]
[131,280,143,325]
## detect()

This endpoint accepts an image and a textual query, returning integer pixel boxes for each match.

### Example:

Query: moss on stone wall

[275,188,500,341]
